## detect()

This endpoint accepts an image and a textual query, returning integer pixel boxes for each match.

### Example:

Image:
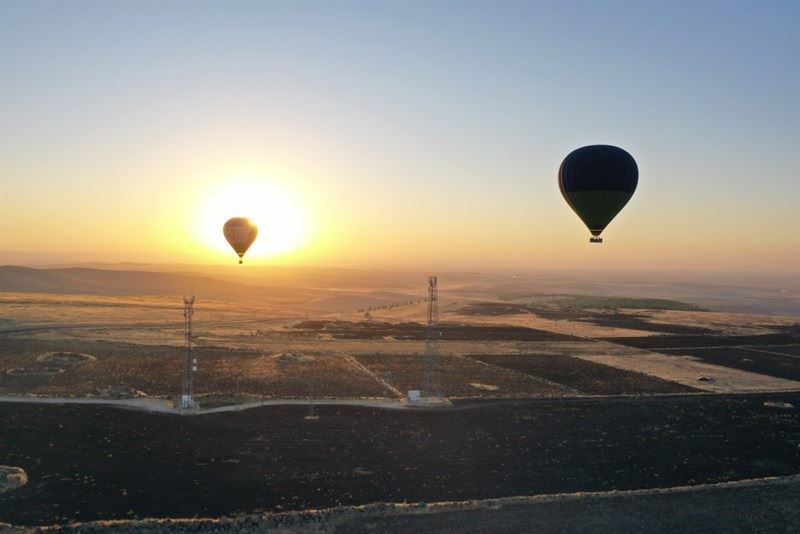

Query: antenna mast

[422,276,441,400]
[181,295,196,410]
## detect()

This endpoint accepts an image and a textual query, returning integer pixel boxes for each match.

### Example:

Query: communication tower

[181,296,197,410]
[421,276,441,399]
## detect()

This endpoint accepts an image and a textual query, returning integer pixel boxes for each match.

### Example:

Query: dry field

[2,394,799,526]
[1,285,799,530]
[353,353,569,398]
[470,354,698,395]
[0,338,386,400]
[1,291,798,402]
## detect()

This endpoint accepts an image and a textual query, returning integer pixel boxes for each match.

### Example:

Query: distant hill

[18,262,444,291]
[0,266,417,311]
[1,265,797,316]
[0,266,310,304]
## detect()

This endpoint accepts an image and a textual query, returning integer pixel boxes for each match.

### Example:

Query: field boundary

[733,345,800,359]
[344,354,404,398]
[3,389,800,415]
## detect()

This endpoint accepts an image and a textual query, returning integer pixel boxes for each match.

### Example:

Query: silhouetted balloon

[558,145,638,243]
[223,218,258,264]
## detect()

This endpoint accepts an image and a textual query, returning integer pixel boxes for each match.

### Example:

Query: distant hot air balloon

[558,145,638,243]
[223,218,258,264]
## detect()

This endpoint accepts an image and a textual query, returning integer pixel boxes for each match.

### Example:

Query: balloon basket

[589,237,603,243]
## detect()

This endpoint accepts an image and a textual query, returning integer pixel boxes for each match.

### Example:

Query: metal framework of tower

[180,296,196,410]
[422,276,441,399]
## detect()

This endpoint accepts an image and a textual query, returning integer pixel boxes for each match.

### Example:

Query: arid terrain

[2,393,800,527]
[1,265,798,529]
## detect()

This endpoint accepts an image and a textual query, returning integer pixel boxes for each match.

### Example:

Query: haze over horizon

[1,1,798,272]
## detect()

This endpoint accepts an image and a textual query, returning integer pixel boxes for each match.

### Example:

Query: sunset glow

[0,3,797,272]
[196,179,311,261]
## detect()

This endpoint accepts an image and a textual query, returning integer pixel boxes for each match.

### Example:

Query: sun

[197,180,310,260]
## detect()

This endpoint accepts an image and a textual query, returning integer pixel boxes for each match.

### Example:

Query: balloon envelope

[558,145,638,238]
[223,218,258,263]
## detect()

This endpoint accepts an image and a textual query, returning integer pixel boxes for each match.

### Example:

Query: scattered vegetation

[458,296,702,316]
[5,366,64,376]
[554,295,704,311]
[272,353,315,364]
[36,351,96,365]
[357,299,424,314]
[456,301,712,334]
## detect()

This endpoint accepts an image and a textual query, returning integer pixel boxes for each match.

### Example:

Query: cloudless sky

[1,1,798,271]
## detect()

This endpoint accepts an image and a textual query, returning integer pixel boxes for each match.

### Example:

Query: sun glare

[198,180,310,260]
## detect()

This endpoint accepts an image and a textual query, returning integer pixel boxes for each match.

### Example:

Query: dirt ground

[574,352,800,393]
[353,353,569,398]
[0,338,387,399]
[1,394,799,526]
[470,354,697,395]
[657,346,800,381]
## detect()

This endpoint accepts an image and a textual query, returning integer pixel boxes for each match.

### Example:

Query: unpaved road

[0,395,409,414]
[333,475,800,533]
[4,472,798,532]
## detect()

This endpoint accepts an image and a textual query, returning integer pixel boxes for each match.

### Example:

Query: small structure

[408,390,421,403]
[304,378,319,420]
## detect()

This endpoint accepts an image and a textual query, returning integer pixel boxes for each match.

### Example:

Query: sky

[1,1,798,272]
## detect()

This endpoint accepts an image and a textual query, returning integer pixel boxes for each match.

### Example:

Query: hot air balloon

[558,145,638,243]
[223,218,258,264]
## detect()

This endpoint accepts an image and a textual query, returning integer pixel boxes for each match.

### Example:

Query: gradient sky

[1,1,798,271]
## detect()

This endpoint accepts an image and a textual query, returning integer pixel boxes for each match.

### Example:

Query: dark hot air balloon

[223,218,258,264]
[558,145,638,243]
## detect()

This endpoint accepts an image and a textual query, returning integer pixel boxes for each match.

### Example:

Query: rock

[0,466,28,494]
